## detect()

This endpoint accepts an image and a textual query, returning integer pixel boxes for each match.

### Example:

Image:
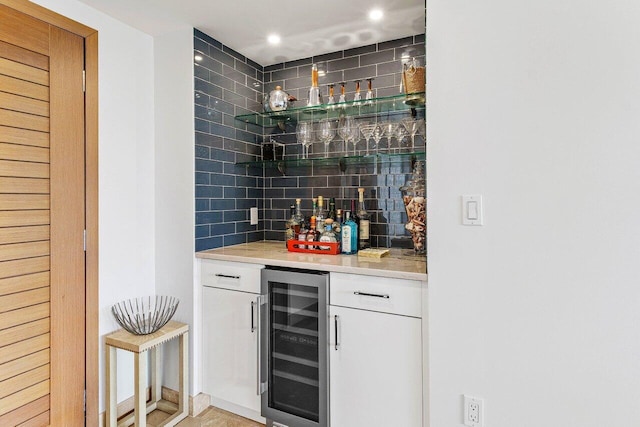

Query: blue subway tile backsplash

[194,29,425,251]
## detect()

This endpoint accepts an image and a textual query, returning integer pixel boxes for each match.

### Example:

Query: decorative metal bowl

[111,295,179,335]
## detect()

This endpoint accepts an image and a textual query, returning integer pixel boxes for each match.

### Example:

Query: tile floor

[148,406,265,427]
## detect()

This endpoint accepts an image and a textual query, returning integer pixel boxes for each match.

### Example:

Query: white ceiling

[76,0,425,66]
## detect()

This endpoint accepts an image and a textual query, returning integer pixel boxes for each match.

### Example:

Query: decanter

[400,161,426,255]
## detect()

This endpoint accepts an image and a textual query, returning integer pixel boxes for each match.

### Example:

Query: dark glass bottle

[357,187,371,250]
[350,199,359,228]
[328,198,336,221]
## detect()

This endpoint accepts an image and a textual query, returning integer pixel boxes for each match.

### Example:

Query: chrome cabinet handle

[215,273,240,279]
[250,301,256,332]
[256,296,262,395]
[354,291,390,299]
[334,315,340,351]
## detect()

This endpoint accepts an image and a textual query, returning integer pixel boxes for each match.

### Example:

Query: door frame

[0,0,99,423]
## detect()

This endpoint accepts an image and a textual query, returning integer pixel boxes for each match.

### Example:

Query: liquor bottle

[350,199,359,227]
[306,216,319,248]
[357,188,371,250]
[319,222,338,250]
[341,211,358,255]
[294,198,306,231]
[316,196,325,231]
[333,209,342,242]
[285,204,298,247]
[328,198,336,221]
[312,197,318,219]
[298,221,308,250]
[307,64,322,107]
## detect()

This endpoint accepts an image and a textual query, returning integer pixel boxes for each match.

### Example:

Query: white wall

[31,0,157,413]
[153,28,196,394]
[427,0,640,426]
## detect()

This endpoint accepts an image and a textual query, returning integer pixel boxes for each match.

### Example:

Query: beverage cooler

[260,267,329,427]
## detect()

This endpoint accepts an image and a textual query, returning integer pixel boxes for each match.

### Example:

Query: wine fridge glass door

[260,268,329,427]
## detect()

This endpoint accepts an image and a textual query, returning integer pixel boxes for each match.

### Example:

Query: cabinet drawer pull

[215,273,240,279]
[250,301,256,333]
[334,315,340,351]
[354,291,390,299]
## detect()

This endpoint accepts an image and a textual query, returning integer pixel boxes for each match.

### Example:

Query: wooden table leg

[151,346,162,405]
[105,345,117,427]
[134,351,147,427]
[179,332,189,416]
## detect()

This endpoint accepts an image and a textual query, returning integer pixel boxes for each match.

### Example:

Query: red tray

[287,239,340,255]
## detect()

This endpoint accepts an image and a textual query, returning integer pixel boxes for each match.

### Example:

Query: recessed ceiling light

[267,34,281,45]
[369,9,384,21]
[194,54,203,62]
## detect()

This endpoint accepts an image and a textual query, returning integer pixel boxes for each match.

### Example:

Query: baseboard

[161,386,210,417]
[98,387,211,426]
[209,396,265,424]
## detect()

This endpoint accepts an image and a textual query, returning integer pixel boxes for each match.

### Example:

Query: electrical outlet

[463,395,484,427]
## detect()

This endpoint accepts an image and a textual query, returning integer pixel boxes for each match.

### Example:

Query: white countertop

[196,241,427,282]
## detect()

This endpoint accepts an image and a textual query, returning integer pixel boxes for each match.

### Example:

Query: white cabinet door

[202,286,261,413]
[329,305,423,427]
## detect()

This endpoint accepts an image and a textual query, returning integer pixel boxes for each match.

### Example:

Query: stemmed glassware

[401,118,425,150]
[338,115,359,155]
[317,118,336,157]
[296,121,313,159]
[369,123,384,154]
[359,123,376,155]
[395,122,410,152]
[382,122,400,154]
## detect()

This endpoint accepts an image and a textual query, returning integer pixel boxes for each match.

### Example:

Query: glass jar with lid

[400,160,426,255]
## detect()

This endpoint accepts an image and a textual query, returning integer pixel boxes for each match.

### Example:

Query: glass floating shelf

[236,151,426,172]
[234,93,425,128]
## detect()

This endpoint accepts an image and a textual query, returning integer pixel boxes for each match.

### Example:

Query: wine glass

[347,121,362,155]
[338,115,358,155]
[296,121,313,159]
[317,118,336,157]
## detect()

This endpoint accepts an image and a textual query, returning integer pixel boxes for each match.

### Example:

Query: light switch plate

[462,195,483,225]
[250,207,258,225]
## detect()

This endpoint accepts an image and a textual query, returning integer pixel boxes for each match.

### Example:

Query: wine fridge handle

[250,301,256,332]
[334,314,340,351]
[256,296,261,395]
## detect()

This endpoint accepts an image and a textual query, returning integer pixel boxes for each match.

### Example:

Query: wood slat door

[0,4,86,426]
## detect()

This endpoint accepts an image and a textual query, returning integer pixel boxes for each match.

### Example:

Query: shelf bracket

[338,157,347,173]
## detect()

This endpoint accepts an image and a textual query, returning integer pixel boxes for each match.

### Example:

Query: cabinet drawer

[330,272,422,318]
[201,260,264,294]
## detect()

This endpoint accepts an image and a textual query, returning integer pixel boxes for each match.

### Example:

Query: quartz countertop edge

[195,241,427,282]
